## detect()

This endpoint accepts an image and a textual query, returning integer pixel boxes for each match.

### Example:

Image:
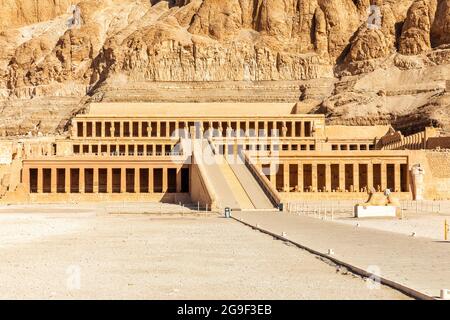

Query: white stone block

[355,206,397,218]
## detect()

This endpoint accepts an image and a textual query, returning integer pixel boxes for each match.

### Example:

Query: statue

[355,187,401,218]
[411,164,425,201]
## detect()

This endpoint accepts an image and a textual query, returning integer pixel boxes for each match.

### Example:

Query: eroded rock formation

[0,0,449,135]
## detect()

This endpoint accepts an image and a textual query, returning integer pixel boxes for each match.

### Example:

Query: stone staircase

[196,139,276,211]
[217,157,255,210]
[228,157,275,210]
[198,139,241,210]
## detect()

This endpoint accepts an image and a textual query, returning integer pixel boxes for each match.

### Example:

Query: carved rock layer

[0,0,449,135]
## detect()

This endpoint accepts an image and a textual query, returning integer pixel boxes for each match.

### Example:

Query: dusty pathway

[0,209,407,299]
[233,211,450,298]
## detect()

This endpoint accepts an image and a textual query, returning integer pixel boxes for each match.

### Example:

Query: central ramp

[197,140,240,210]
[218,156,255,210]
[227,157,275,210]
[196,139,275,211]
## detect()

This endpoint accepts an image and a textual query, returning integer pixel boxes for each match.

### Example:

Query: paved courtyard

[0,205,407,299]
[233,211,450,298]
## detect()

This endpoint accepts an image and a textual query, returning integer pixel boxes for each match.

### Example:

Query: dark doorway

[140,169,149,193]
[387,164,395,191]
[29,168,38,193]
[70,169,79,193]
[303,164,312,192]
[373,164,382,191]
[57,168,65,193]
[153,168,163,193]
[85,169,94,193]
[181,168,189,192]
[359,164,368,191]
[167,168,177,193]
[112,169,121,193]
[43,168,51,193]
[99,169,107,193]
[126,169,135,193]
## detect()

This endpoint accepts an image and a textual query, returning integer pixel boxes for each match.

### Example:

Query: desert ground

[286,200,450,240]
[0,204,408,300]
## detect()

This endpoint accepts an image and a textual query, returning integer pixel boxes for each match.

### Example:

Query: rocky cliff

[0,0,449,135]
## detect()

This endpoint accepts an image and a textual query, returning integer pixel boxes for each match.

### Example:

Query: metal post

[445,220,448,241]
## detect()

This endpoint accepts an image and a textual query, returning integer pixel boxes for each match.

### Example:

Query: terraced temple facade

[1,102,449,210]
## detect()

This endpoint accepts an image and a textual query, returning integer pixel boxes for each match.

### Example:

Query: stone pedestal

[411,164,425,201]
[355,206,397,218]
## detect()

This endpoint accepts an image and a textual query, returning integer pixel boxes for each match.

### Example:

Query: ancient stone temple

[1,102,450,210]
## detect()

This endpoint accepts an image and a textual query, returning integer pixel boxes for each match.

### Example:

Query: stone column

[37,168,43,193]
[107,168,113,193]
[148,121,152,137]
[173,121,179,138]
[120,168,126,193]
[395,163,401,192]
[300,122,304,137]
[311,163,318,192]
[381,162,387,191]
[283,163,290,192]
[411,164,425,200]
[325,164,332,193]
[22,167,30,192]
[93,168,99,193]
[162,168,168,193]
[263,121,268,137]
[119,122,124,138]
[208,121,214,138]
[138,122,142,138]
[282,121,287,137]
[176,168,182,193]
[101,121,105,138]
[165,121,170,137]
[270,163,276,187]
[51,168,57,194]
[353,163,360,192]
[79,168,85,193]
[148,168,154,193]
[65,168,71,193]
[297,162,303,192]
[157,122,161,138]
[82,122,87,138]
[236,121,241,138]
[367,163,374,191]
[339,163,345,192]
[135,168,140,193]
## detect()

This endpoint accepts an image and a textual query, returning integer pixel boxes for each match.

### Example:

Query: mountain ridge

[0,0,449,135]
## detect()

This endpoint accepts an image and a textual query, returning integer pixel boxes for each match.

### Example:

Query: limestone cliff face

[0,0,73,28]
[0,0,449,135]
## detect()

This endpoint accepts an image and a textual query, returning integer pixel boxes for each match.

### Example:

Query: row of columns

[382,132,425,150]
[73,143,178,155]
[264,162,406,193]
[332,144,375,151]
[75,120,314,139]
[25,167,186,194]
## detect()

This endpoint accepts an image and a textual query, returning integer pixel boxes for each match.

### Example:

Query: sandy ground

[287,200,450,240]
[234,211,450,298]
[334,213,450,240]
[0,207,408,300]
